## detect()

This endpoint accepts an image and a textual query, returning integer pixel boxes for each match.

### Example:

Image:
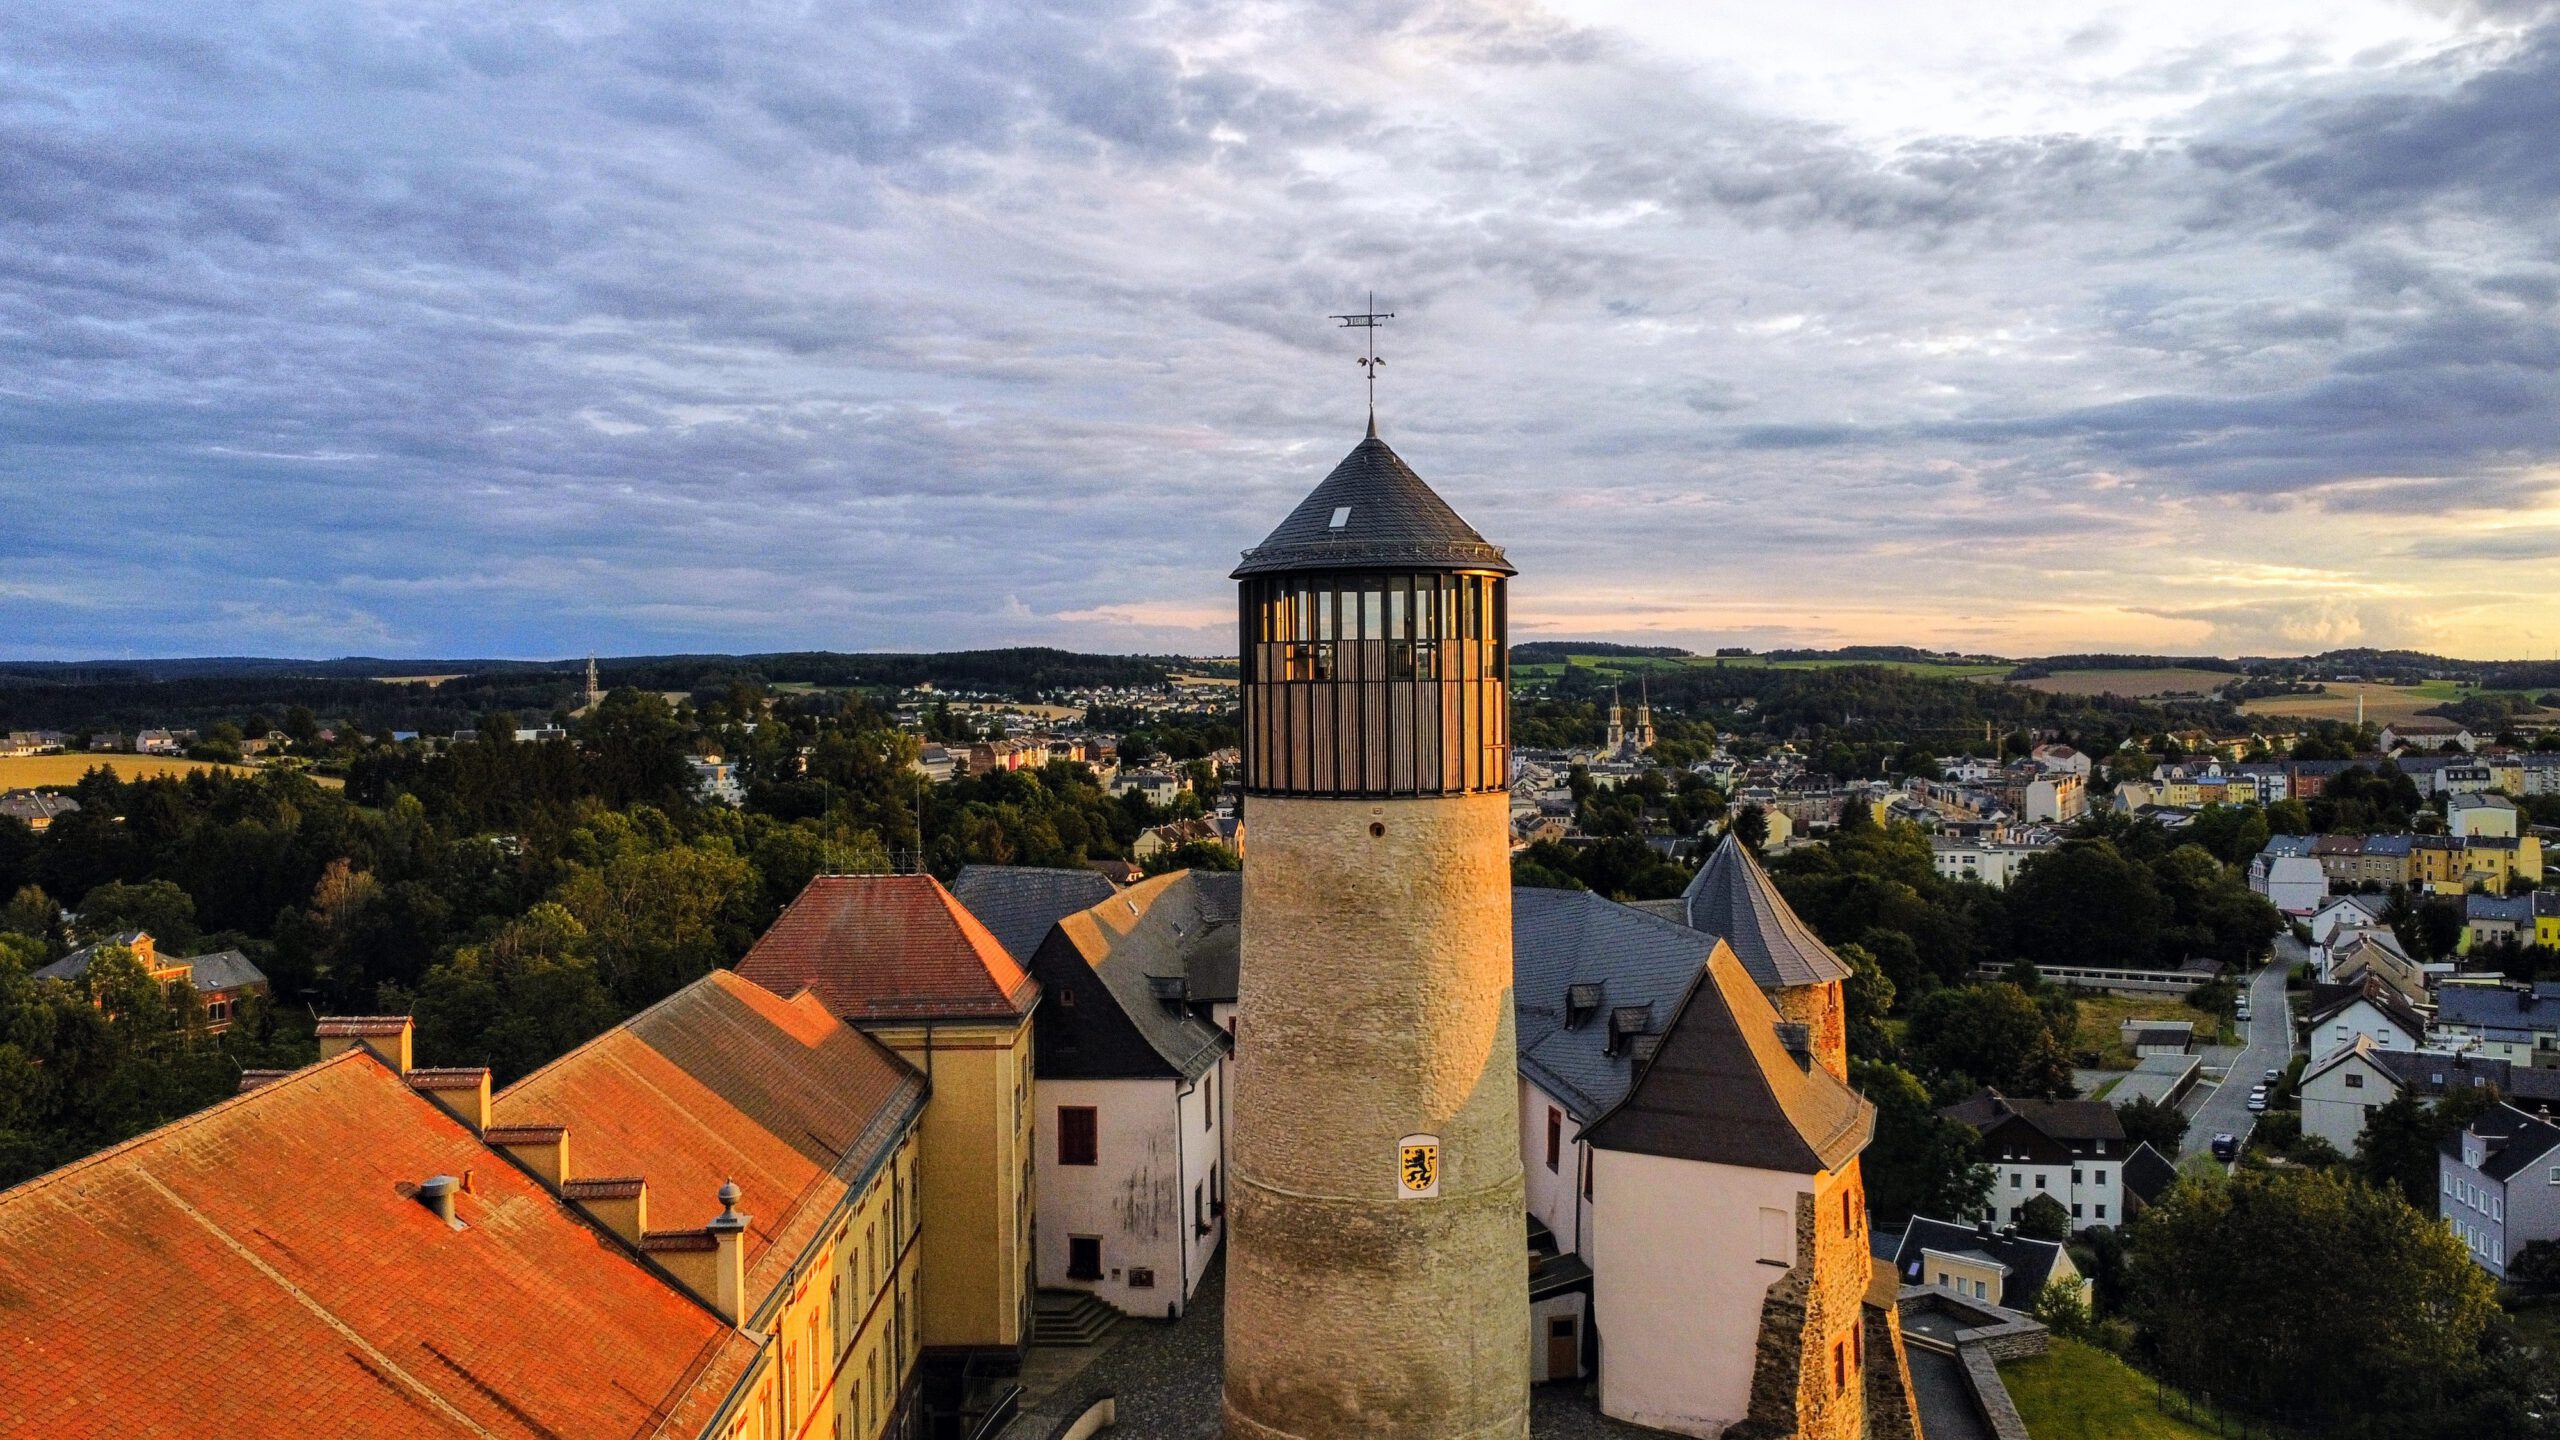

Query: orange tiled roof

[0,1048,755,1440]
[735,873,1038,1022]
[496,968,925,1312]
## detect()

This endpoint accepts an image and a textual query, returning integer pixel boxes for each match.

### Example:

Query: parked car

[2212,1133,2239,1161]
[2236,1006,2252,1021]
[2264,1068,2281,1084]
[2247,1092,2268,1112]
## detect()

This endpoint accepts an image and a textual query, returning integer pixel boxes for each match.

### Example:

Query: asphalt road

[2180,949,2299,1160]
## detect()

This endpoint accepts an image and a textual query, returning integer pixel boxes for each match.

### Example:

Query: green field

[2002,1339,2220,1440]
[1511,653,2012,684]
[2241,679,2559,728]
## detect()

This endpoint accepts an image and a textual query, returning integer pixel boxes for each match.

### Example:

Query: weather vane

[1331,291,1394,432]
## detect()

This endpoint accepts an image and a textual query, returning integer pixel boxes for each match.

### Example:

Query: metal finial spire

[1331,291,1394,433]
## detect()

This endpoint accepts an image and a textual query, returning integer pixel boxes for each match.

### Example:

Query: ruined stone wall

[1769,981,1848,1085]
[1860,1294,1921,1440]
[1738,1164,1871,1440]
[1224,792,1530,1440]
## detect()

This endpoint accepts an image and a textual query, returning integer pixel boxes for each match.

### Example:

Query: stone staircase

[1031,1289,1121,1347]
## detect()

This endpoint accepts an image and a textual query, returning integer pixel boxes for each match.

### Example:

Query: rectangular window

[2095,1204,2107,1219]
[1058,1107,1098,1166]
[2072,1203,2083,1218]
[2010,1173,2021,1188]
[2035,1174,2048,1190]
[1758,1207,1791,1266]
[1067,1235,1103,1281]
[2071,1169,2082,1185]
[1834,1341,1845,1393]
[2346,1072,2364,1089]
[1545,1107,1562,1172]
[1842,1191,1854,1237]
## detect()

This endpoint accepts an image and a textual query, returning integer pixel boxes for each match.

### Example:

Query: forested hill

[0,648,1192,734]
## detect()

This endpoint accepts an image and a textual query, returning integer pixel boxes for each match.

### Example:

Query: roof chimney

[710,1181,750,1325]
[316,1016,413,1075]
[418,1174,461,1229]
[639,1181,753,1326]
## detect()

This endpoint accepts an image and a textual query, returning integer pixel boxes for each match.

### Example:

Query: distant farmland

[0,754,343,790]
[2017,668,2234,698]
[2239,680,2560,729]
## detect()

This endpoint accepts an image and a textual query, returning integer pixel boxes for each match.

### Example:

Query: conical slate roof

[1675,833,1852,987]
[1233,428,1514,578]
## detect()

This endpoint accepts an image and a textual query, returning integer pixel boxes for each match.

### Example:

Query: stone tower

[1223,421,1530,1440]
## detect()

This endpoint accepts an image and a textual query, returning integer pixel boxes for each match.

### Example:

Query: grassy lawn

[2003,1339,2221,1440]
[2065,993,2217,1069]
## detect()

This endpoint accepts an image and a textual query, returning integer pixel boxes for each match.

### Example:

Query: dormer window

[1605,1005,1651,1057]
[1565,983,1603,1031]
[1148,975,1188,1013]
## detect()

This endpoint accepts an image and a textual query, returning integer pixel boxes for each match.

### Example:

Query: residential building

[2357,833,2415,887]
[1929,836,2051,890]
[1016,869,1235,1316]
[2301,977,2427,1062]
[1889,1217,2081,1310]
[2327,929,2427,1005]
[33,929,270,1032]
[494,971,930,1438]
[687,754,746,807]
[736,875,1042,1400]
[2468,893,2536,949]
[2300,1040,2560,1153]
[0,788,79,832]
[2464,834,2543,890]
[2313,834,2369,888]
[2249,846,2328,915]
[1110,768,1184,807]
[2441,1103,2560,1278]
[2383,720,2478,753]
[2434,984,2560,1065]
[2451,793,2522,840]
[2309,893,2390,949]
[2540,891,2560,951]
[2022,772,2086,824]
[1585,929,1903,1440]
[1940,1089,2133,1230]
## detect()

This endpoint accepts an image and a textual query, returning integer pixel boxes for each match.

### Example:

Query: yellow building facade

[863,1014,1038,1354]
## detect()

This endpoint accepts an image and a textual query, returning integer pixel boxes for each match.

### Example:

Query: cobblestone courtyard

[1006,1256,1658,1439]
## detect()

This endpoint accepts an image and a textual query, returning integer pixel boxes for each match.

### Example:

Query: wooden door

[1546,1316,1577,1379]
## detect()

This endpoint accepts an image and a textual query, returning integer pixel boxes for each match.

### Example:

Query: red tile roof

[0,1048,755,1439]
[496,968,925,1312]
[735,874,1038,1022]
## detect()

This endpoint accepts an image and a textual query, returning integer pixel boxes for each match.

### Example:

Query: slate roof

[1893,1216,2069,1299]
[2120,1142,2180,1209]
[0,1047,755,1438]
[1669,833,1852,987]
[2449,1102,2560,1183]
[2302,974,2426,1040]
[1231,430,1514,577]
[2317,1043,2560,1105]
[1179,871,1243,1004]
[0,789,78,825]
[950,864,1119,962]
[1043,871,1235,1080]
[33,932,269,995]
[2469,893,2534,925]
[1513,887,1719,1122]
[497,969,924,1308]
[2436,983,2560,1033]
[1940,1089,2126,1144]
[1581,936,1872,1174]
[737,873,1037,1022]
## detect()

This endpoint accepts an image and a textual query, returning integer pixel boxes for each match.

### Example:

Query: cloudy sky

[5,0,2559,662]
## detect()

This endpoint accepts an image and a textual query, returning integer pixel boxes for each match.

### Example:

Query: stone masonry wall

[1769,981,1849,1086]
[1224,792,1530,1440]
[1860,1298,1921,1440]
[1735,1167,1872,1440]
